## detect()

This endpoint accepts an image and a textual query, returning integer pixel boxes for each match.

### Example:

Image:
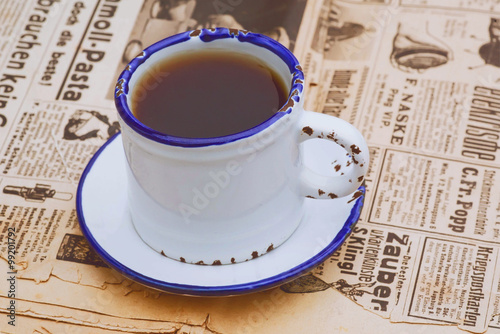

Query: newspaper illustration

[106,0,308,99]
[390,22,453,73]
[3,183,72,203]
[1,0,500,333]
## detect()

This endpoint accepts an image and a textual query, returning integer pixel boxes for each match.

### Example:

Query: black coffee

[131,50,289,138]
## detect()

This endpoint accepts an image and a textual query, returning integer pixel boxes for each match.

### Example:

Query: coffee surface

[131,50,289,138]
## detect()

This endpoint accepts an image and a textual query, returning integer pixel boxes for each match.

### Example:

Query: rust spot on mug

[295,65,303,71]
[196,261,206,265]
[334,164,341,172]
[328,193,338,199]
[228,28,249,36]
[360,163,364,167]
[349,179,352,183]
[267,244,274,252]
[125,65,131,71]
[350,144,361,154]
[180,257,186,263]
[318,189,325,196]
[279,89,299,112]
[115,78,125,97]
[302,126,313,136]
[190,29,202,37]
[135,51,145,58]
[212,260,222,265]
[279,98,294,111]
[294,78,304,84]
[231,257,236,264]
[327,131,335,140]
[252,251,259,259]
[348,190,363,203]
[346,160,352,167]
[161,250,167,257]
[358,175,364,182]
[306,195,316,199]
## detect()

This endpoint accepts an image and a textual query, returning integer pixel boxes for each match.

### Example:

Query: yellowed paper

[1,0,500,333]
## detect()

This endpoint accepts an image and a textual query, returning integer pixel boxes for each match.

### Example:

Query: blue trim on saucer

[77,134,365,296]
[114,28,304,148]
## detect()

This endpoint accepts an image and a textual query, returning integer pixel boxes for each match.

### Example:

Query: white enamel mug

[115,28,369,265]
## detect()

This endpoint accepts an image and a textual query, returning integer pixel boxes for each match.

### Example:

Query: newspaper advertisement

[1,0,500,333]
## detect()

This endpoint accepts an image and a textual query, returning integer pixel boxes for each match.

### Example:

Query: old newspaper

[0,0,500,333]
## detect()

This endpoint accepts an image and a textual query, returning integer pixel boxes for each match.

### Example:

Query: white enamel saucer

[77,133,365,296]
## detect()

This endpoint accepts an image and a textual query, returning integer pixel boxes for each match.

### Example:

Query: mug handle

[298,110,369,199]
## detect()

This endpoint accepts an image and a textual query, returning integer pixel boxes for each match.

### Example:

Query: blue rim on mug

[114,27,305,148]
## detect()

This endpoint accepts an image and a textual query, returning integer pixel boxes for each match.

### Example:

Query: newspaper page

[1,0,500,333]
[299,0,500,333]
